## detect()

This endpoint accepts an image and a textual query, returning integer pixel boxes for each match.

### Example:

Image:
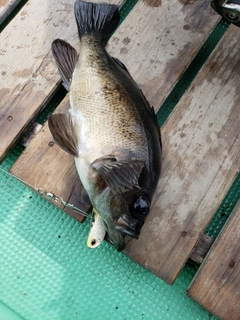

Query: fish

[87,208,107,248]
[48,0,162,251]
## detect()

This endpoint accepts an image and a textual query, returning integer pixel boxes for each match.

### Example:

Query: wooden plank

[187,200,240,320]
[0,0,121,162]
[0,0,21,24]
[123,24,240,284]
[108,0,220,110]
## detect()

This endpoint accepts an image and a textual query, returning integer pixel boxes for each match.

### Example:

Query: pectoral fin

[51,39,78,91]
[92,157,144,193]
[48,113,80,157]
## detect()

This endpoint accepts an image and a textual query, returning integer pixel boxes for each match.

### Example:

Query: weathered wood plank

[0,0,21,24]
[187,200,240,320]
[124,24,240,284]
[0,0,121,162]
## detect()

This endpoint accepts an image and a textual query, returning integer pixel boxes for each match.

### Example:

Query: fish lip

[116,232,126,251]
[105,227,126,251]
[115,216,143,239]
[109,231,125,251]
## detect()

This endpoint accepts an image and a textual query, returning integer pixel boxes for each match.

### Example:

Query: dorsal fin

[112,57,129,73]
[51,39,78,91]
[151,106,162,150]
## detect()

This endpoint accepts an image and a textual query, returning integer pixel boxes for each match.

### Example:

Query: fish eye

[131,196,150,220]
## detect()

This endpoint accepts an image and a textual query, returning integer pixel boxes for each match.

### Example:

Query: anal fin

[48,113,80,157]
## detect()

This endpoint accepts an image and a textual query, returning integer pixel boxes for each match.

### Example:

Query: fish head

[95,188,150,251]
[91,157,154,250]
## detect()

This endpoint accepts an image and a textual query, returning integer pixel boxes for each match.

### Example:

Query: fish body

[87,208,107,248]
[49,0,162,251]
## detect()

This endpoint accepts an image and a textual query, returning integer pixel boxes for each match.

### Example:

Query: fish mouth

[115,216,143,239]
[107,215,143,251]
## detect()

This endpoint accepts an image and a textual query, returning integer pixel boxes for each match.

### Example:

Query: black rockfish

[49,0,162,251]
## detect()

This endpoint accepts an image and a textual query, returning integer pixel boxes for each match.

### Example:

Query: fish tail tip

[74,0,120,40]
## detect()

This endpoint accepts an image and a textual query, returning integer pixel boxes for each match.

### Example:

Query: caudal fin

[74,0,120,41]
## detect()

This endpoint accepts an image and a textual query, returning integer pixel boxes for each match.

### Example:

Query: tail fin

[74,0,120,41]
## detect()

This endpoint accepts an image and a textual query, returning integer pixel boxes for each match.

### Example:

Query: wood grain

[124,24,240,284]
[0,0,21,24]
[0,0,121,162]
[187,200,240,320]
[108,0,220,110]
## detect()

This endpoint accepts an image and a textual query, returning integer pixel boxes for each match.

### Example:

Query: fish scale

[71,39,147,163]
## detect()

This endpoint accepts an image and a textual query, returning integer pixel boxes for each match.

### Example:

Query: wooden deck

[1,0,240,318]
